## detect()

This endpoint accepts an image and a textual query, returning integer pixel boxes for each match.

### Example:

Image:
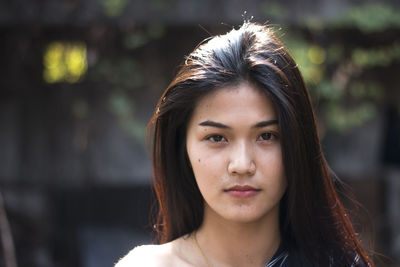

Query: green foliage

[100,0,130,17]
[317,81,343,101]
[90,58,146,141]
[335,3,400,33]
[283,34,326,86]
[123,23,166,50]
[89,58,144,89]
[123,33,149,50]
[349,81,384,100]
[283,29,393,133]
[275,3,400,133]
[326,45,344,64]
[109,91,146,142]
[352,42,400,67]
[89,2,400,136]
[151,0,172,12]
[324,102,376,132]
[88,52,149,141]
[86,22,167,141]
[261,1,288,20]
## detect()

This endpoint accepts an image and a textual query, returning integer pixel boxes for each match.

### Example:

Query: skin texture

[116,83,287,267]
[186,82,287,226]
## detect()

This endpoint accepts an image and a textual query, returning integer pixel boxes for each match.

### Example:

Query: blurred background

[0,0,399,266]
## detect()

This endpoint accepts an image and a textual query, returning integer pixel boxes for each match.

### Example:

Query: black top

[266,244,368,267]
[266,245,289,267]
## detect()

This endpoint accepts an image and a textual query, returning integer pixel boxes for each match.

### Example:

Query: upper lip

[225,185,260,191]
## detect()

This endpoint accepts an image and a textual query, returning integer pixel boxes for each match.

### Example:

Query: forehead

[189,83,277,123]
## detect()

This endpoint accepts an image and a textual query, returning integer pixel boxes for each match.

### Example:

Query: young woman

[116,22,374,267]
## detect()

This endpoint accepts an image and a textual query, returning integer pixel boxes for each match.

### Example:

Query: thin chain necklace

[193,231,213,267]
[193,233,287,267]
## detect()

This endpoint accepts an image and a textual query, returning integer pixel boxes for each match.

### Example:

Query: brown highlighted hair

[147,22,374,266]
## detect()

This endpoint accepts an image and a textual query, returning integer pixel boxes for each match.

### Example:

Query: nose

[227,141,256,176]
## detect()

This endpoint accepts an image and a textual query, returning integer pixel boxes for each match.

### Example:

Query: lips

[224,185,261,198]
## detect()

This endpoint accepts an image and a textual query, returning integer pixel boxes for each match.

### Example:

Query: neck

[195,204,281,267]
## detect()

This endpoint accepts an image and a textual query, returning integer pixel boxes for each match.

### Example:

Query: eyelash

[205,132,279,143]
[257,132,277,141]
[206,134,227,143]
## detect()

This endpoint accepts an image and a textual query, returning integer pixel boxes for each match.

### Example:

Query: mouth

[224,185,261,198]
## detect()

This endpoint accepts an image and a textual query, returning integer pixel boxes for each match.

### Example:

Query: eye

[257,132,277,142]
[206,134,227,143]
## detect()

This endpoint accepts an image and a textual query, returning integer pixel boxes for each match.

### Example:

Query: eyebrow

[198,119,278,129]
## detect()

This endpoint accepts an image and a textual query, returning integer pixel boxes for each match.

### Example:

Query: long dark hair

[147,22,374,266]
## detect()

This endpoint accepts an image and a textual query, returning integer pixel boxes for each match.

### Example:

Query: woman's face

[186,83,287,224]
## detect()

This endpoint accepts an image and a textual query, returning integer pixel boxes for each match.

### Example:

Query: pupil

[263,133,271,140]
[214,135,223,142]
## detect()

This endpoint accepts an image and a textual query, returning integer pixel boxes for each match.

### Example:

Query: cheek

[259,148,286,188]
[188,146,225,187]
[191,154,222,179]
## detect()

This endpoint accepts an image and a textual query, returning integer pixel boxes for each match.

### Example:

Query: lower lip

[226,190,260,198]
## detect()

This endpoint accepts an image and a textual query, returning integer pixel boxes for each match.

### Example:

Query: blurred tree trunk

[0,192,17,267]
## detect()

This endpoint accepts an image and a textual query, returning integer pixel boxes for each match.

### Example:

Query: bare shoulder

[115,236,195,267]
[115,244,173,267]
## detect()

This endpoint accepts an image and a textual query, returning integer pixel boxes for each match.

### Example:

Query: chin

[218,206,278,224]
[226,215,266,224]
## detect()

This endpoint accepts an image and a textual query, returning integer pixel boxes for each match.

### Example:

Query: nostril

[228,159,256,176]
[227,143,255,175]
